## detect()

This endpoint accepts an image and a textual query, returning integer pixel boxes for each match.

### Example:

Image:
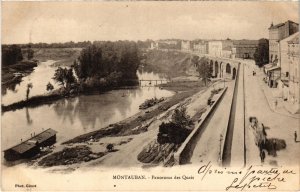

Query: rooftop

[232,40,259,45]
[4,128,57,154]
[268,20,299,30]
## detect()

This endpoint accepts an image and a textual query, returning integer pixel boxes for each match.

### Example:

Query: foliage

[2,44,23,66]
[46,82,54,92]
[2,41,92,49]
[171,106,194,128]
[72,41,140,90]
[157,106,193,144]
[52,67,76,91]
[196,57,212,86]
[254,38,269,67]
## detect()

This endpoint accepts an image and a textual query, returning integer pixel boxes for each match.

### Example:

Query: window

[286,72,289,77]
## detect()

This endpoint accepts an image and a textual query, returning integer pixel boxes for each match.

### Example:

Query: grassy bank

[1,93,63,113]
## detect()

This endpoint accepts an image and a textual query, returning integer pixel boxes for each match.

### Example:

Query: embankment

[173,87,228,165]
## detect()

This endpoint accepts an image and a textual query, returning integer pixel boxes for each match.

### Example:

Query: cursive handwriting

[197,162,296,191]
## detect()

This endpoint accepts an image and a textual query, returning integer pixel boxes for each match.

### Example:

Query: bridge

[139,79,169,86]
[190,52,241,80]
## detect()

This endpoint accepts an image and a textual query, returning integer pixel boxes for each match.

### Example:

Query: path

[190,81,234,165]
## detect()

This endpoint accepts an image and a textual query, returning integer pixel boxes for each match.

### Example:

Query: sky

[1,1,299,44]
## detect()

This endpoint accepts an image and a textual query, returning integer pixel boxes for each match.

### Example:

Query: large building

[207,39,259,59]
[193,41,208,54]
[268,20,299,63]
[181,40,191,51]
[287,35,300,107]
[279,32,299,81]
[208,41,223,57]
[232,40,260,59]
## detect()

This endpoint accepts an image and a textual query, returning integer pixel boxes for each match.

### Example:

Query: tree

[26,83,33,100]
[1,44,23,66]
[196,57,212,86]
[46,82,54,92]
[52,67,76,91]
[73,41,140,90]
[157,106,193,144]
[171,106,194,129]
[254,38,269,67]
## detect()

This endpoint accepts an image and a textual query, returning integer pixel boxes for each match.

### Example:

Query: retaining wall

[173,86,228,165]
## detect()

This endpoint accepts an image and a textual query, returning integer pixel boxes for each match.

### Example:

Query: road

[190,81,234,165]
[244,62,300,166]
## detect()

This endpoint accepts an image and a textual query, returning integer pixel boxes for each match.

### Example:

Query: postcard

[1,1,299,191]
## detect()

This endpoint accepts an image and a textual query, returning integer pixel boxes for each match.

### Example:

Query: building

[222,46,233,58]
[193,41,208,54]
[150,42,159,49]
[232,40,259,59]
[4,128,57,161]
[208,41,223,57]
[181,40,191,51]
[279,32,299,81]
[268,20,299,63]
[287,35,300,107]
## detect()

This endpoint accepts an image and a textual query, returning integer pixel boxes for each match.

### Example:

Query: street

[244,62,300,166]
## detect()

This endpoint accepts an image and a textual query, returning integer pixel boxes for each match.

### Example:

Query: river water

[1,60,173,149]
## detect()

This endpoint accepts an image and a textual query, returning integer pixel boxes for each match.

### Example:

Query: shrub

[157,106,193,144]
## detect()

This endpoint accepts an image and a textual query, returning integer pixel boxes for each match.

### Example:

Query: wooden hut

[3,128,57,161]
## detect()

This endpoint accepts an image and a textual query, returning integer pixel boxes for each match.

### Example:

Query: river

[1,60,174,150]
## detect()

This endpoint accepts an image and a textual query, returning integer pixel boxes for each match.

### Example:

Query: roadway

[190,80,234,165]
[244,62,300,166]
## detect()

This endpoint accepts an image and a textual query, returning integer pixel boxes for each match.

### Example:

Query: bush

[157,106,193,144]
[158,122,191,144]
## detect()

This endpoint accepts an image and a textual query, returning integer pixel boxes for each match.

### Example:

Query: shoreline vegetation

[2,41,141,112]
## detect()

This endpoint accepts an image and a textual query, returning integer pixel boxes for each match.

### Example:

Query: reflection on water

[2,62,173,150]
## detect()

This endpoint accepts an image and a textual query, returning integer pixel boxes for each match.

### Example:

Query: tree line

[2,41,93,49]
[2,44,35,66]
[53,41,141,93]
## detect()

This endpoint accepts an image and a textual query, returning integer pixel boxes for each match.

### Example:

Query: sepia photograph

[1,1,299,191]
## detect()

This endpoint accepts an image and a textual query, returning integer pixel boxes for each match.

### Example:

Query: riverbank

[1,60,38,94]
[29,80,206,168]
[1,92,63,113]
[1,82,143,113]
[63,80,204,144]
